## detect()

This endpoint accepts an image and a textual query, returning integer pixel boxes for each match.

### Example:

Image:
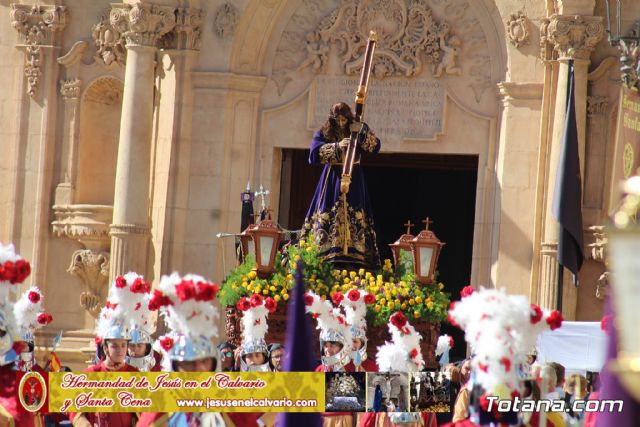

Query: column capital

[543,14,604,61]
[587,95,608,117]
[10,3,68,97]
[168,7,205,51]
[110,2,176,48]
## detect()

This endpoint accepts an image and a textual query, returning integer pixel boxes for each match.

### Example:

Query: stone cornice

[191,71,267,93]
[497,82,544,106]
[110,3,176,48]
[543,14,604,61]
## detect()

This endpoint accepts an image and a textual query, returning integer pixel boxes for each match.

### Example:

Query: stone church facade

[0,0,630,366]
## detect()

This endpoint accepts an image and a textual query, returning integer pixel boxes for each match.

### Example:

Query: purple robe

[302,125,381,268]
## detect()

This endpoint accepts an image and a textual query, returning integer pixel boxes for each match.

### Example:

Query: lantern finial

[421,217,433,231]
[404,220,415,235]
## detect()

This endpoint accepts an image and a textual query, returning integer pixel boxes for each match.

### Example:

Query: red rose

[390,311,407,329]
[148,290,173,310]
[195,282,219,301]
[347,289,361,302]
[13,259,31,284]
[363,293,375,305]
[160,336,174,351]
[530,304,543,324]
[37,312,53,325]
[460,286,475,298]
[175,280,196,301]
[264,297,277,313]
[1,261,16,284]
[478,362,488,372]
[448,336,454,348]
[332,292,344,305]
[409,348,418,359]
[130,278,151,294]
[28,291,40,303]
[12,341,28,355]
[236,297,251,311]
[115,275,127,288]
[546,310,563,330]
[250,293,264,307]
[94,336,102,345]
[500,357,511,372]
[304,294,314,307]
[601,314,612,335]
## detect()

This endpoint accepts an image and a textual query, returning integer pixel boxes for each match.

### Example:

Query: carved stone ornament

[213,3,239,39]
[543,14,604,60]
[587,95,608,116]
[159,8,205,50]
[10,4,68,97]
[67,249,110,318]
[109,3,176,47]
[587,225,608,263]
[596,271,610,300]
[615,24,640,90]
[506,11,529,48]
[92,11,127,66]
[52,204,113,250]
[60,78,81,100]
[300,0,461,80]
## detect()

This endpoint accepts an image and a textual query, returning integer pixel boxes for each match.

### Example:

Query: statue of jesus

[301,102,381,269]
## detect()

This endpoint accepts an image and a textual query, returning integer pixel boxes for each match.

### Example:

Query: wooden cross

[404,220,414,235]
[255,185,270,212]
[421,217,433,231]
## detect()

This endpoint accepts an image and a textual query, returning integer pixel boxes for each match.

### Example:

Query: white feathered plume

[14,286,52,337]
[115,272,154,337]
[0,243,31,301]
[376,311,424,372]
[235,293,277,344]
[338,289,374,331]
[435,334,453,356]
[305,291,352,345]
[449,287,563,396]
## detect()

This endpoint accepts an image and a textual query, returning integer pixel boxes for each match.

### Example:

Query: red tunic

[0,364,39,427]
[68,361,139,427]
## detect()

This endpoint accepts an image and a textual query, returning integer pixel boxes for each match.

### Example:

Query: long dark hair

[321,102,354,143]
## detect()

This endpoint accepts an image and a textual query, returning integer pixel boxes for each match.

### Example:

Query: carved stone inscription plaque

[311,76,445,142]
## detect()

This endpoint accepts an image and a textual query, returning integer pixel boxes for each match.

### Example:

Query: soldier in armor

[338,289,378,372]
[236,293,276,372]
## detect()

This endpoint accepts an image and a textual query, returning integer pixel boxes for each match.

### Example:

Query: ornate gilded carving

[67,249,110,318]
[109,3,176,48]
[544,15,604,60]
[10,4,68,97]
[92,11,126,66]
[587,95,608,117]
[506,11,530,48]
[213,3,239,39]
[60,78,81,100]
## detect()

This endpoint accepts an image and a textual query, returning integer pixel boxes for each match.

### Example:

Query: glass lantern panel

[259,236,275,267]
[609,232,640,355]
[399,249,414,271]
[248,240,255,261]
[419,247,434,276]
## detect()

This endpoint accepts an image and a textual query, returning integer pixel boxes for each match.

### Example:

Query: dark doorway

[279,150,478,362]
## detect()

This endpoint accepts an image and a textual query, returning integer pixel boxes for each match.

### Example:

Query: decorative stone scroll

[109,3,176,48]
[587,95,608,117]
[92,11,126,66]
[60,78,81,100]
[543,14,604,60]
[10,4,68,97]
[67,249,110,318]
[506,11,529,48]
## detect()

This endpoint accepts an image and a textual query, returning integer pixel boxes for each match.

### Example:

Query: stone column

[108,3,175,281]
[538,14,603,314]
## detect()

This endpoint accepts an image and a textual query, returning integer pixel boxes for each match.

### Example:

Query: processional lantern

[389,220,415,268]
[608,176,640,401]
[409,217,445,285]
[240,208,282,279]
